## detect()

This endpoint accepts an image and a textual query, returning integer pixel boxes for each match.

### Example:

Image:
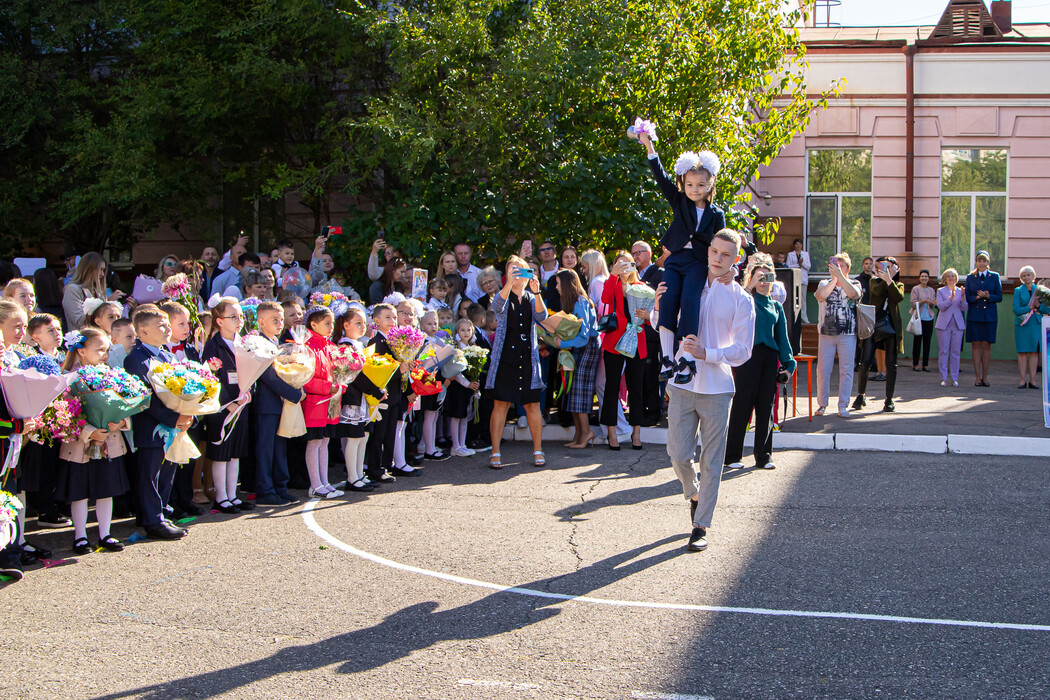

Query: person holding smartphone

[814,252,862,417]
[853,256,905,412]
[724,253,795,470]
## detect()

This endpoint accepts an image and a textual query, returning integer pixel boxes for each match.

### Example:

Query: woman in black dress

[485,255,548,469]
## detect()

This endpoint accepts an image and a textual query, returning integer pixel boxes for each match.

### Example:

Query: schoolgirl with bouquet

[333,306,383,492]
[201,297,254,514]
[444,319,484,458]
[59,328,142,554]
[302,305,342,498]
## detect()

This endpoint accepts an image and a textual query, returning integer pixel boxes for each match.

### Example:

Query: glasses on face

[539,246,554,253]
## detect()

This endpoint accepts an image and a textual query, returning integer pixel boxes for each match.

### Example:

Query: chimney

[991,1,1012,34]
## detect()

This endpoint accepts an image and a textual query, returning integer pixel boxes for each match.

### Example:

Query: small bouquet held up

[327,343,366,419]
[1020,284,1050,326]
[614,284,657,358]
[146,360,222,463]
[24,391,86,448]
[70,364,152,459]
[162,273,202,335]
[627,117,658,143]
[461,345,490,423]
[387,325,427,364]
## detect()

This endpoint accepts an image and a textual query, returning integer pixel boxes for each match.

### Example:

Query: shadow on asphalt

[88,535,688,700]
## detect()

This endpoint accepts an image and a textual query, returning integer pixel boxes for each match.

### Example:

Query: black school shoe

[673,358,697,385]
[659,356,677,382]
[20,542,52,564]
[73,537,93,556]
[687,527,708,552]
[36,514,71,529]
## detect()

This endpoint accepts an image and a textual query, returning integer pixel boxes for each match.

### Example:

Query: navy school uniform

[124,341,182,527]
[364,331,402,480]
[167,341,204,513]
[201,334,250,461]
[647,153,726,339]
[336,339,382,441]
[253,334,303,500]
[466,329,493,445]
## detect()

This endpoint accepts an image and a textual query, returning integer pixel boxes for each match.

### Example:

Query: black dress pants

[725,344,779,467]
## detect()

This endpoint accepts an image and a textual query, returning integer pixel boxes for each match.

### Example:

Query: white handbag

[905,310,922,336]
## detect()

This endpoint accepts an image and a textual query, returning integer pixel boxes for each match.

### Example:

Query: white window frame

[937,148,1009,277]
[804,148,873,278]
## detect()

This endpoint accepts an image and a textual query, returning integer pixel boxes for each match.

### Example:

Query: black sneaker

[852,395,866,410]
[36,514,71,529]
[0,552,24,582]
[673,358,697,385]
[687,527,708,552]
[883,400,895,413]
[468,439,492,453]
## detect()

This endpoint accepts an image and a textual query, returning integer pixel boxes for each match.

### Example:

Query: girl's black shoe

[98,536,124,552]
[72,538,93,556]
[347,480,372,493]
[214,500,239,515]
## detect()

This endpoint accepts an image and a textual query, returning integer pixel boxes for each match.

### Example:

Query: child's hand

[176,415,193,431]
[638,132,652,149]
[329,384,340,396]
[468,381,479,392]
[90,429,108,442]
[236,391,251,406]
[300,389,307,402]
[634,308,649,321]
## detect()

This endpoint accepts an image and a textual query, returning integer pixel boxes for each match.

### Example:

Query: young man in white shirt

[453,242,483,302]
[537,240,560,284]
[665,229,755,552]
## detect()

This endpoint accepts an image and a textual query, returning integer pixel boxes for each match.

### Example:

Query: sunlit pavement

[4,443,1048,699]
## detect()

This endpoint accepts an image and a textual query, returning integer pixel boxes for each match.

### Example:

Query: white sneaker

[838,409,850,418]
[516,416,528,429]
[451,446,473,457]
[940,380,947,387]
[953,381,959,386]
[463,447,476,456]
[760,462,776,470]
[725,462,745,470]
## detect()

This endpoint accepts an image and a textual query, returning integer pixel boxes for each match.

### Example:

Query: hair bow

[64,331,86,350]
[673,150,721,178]
[207,293,222,309]
[82,297,104,318]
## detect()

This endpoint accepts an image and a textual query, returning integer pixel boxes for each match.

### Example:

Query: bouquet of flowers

[627,117,658,142]
[162,273,202,333]
[361,347,399,421]
[1,358,73,421]
[146,360,222,463]
[210,333,279,441]
[614,283,657,358]
[1020,284,1050,326]
[441,348,468,379]
[409,366,442,397]
[419,338,459,376]
[18,354,62,376]
[240,297,263,333]
[461,345,489,422]
[271,326,315,437]
[387,325,427,364]
[308,291,351,318]
[71,364,152,459]
[24,391,86,448]
[0,490,21,550]
[536,311,582,347]
[327,343,366,419]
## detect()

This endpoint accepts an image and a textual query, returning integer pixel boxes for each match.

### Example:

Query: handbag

[905,310,922,336]
[596,313,618,333]
[856,304,875,340]
[872,314,896,344]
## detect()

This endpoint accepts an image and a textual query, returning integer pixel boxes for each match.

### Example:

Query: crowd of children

[0,266,501,583]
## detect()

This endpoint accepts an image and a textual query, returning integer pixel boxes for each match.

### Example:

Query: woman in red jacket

[303,306,342,499]
[599,252,655,450]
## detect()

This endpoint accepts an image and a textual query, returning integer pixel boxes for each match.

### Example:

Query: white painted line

[302,501,1050,632]
[836,433,947,454]
[948,434,1050,457]
[631,693,715,700]
[458,679,540,691]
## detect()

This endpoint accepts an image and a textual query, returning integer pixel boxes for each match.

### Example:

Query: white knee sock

[343,437,366,482]
[71,499,89,541]
[227,458,240,504]
[211,461,229,503]
[422,410,438,455]
[659,327,675,361]
[305,439,323,490]
[96,498,113,539]
[457,417,468,449]
[393,420,407,469]
[317,438,331,487]
[450,417,466,451]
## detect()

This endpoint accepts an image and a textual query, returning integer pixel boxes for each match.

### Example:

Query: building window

[940,149,1007,275]
[806,149,872,274]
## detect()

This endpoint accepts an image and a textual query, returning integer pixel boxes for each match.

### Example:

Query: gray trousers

[665,388,733,529]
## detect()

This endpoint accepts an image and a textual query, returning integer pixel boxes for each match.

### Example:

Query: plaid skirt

[565,336,600,414]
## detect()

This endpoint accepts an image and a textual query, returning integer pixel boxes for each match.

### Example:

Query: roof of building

[799,22,1050,45]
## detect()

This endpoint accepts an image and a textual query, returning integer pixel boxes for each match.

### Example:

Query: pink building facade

[752,9,1050,355]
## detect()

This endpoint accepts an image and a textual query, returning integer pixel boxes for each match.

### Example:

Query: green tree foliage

[335,0,835,267]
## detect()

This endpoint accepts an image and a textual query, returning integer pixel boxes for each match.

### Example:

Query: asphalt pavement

[3,442,1049,699]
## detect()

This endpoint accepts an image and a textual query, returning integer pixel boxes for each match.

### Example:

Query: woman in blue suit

[964,251,1002,387]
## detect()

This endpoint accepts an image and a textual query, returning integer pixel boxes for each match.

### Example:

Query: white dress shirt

[670,278,755,396]
[786,250,811,286]
[459,264,483,302]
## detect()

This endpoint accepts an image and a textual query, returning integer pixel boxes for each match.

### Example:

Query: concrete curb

[501,424,1049,457]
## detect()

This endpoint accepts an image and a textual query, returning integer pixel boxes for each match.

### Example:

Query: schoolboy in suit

[254,302,304,505]
[124,306,192,540]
